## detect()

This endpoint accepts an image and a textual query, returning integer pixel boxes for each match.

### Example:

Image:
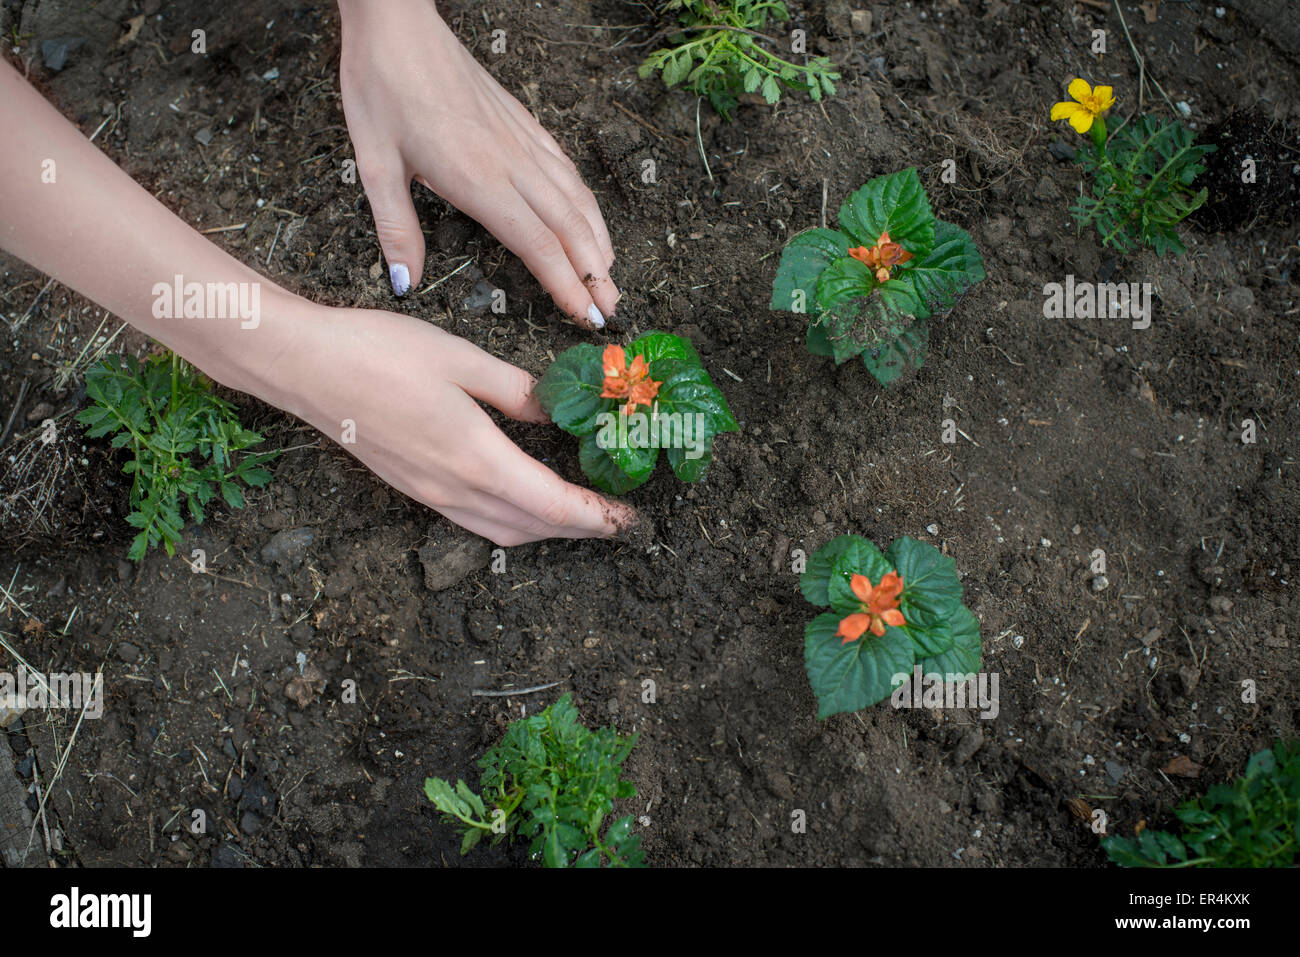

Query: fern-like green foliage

[1103,741,1300,868]
[76,354,276,561]
[1073,116,1215,256]
[425,694,645,868]
[639,0,838,119]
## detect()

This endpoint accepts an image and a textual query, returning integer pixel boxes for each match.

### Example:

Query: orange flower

[836,571,906,644]
[600,344,662,416]
[847,231,914,284]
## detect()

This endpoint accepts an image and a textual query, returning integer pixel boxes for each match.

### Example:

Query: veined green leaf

[838,168,936,258]
[535,343,611,436]
[804,611,915,719]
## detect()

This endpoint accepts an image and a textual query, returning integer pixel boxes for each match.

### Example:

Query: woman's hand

[269,302,637,545]
[337,0,619,329]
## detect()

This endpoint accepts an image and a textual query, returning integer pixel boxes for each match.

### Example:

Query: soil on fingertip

[1,0,1297,868]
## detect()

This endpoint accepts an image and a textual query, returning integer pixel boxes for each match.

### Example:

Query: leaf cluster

[424,694,645,868]
[800,535,981,719]
[1073,116,1215,256]
[638,1,839,119]
[76,354,276,560]
[769,169,985,386]
[1103,740,1300,868]
[534,332,738,494]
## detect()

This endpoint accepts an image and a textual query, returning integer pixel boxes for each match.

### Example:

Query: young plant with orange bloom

[535,332,737,495]
[770,168,985,387]
[800,535,982,719]
[1050,78,1214,256]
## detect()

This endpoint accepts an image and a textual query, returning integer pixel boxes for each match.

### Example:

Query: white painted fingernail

[389,263,410,297]
[587,303,605,329]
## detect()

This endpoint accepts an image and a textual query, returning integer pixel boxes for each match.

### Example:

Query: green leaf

[886,536,965,621]
[220,482,244,509]
[837,168,935,258]
[805,322,834,357]
[800,535,863,607]
[896,220,985,317]
[804,612,915,719]
[760,74,781,105]
[654,361,739,437]
[535,343,611,436]
[543,828,568,868]
[861,320,929,387]
[667,445,712,483]
[627,331,700,368]
[826,542,895,615]
[578,432,651,495]
[769,228,848,314]
[817,270,924,363]
[605,815,633,846]
[915,603,981,678]
[601,427,659,485]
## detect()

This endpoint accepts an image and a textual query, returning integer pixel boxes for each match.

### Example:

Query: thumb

[358,158,425,297]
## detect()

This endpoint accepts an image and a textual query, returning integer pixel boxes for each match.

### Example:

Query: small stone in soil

[260,527,315,569]
[419,537,491,591]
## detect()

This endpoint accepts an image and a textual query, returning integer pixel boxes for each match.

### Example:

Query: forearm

[0,58,304,408]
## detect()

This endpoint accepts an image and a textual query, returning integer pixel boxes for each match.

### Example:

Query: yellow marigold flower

[1050,78,1116,134]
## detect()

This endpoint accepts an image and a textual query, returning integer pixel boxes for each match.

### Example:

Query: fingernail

[389,263,410,297]
[587,303,605,329]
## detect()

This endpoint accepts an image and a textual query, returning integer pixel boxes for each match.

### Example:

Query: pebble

[260,527,315,568]
[418,538,491,591]
[116,641,140,663]
[463,279,498,312]
[1104,760,1126,786]
[1090,574,1110,592]
[1047,140,1077,163]
[926,523,940,536]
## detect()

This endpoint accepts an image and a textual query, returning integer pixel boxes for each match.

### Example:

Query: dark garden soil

[1,0,1297,868]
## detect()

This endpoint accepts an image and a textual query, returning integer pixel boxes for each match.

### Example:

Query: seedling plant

[1051,79,1214,256]
[639,1,839,119]
[77,353,276,560]
[770,168,985,386]
[800,535,982,719]
[1103,740,1300,868]
[535,331,737,494]
[424,694,645,868]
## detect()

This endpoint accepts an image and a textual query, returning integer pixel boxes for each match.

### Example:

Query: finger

[357,155,425,296]
[479,431,639,538]
[443,339,549,424]
[495,94,617,267]
[458,189,604,330]
[532,149,619,313]
[510,170,620,321]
